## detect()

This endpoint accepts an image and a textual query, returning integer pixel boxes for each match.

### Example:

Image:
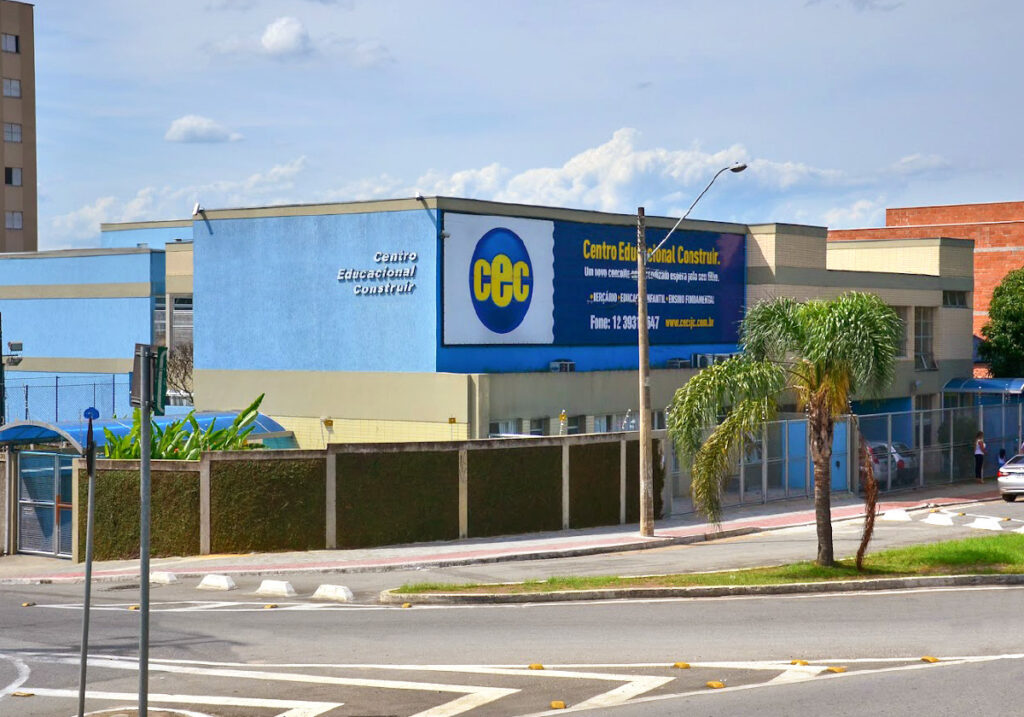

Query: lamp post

[0,311,24,425]
[636,163,747,537]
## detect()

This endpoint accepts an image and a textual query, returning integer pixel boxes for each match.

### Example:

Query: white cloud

[46,157,310,248]
[165,115,243,143]
[885,153,951,177]
[261,17,312,58]
[821,197,887,228]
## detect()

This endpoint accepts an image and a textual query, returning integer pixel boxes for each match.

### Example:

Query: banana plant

[103,394,266,460]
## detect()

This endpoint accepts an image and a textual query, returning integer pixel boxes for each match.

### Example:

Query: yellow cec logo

[469,227,533,333]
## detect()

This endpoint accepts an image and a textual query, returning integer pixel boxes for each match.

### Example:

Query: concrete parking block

[880,508,913,521]
[256,579,297,597]
[312,584,354,602]
[966,516,1004,531]
[197,574,237,591]
[150,571,178,585]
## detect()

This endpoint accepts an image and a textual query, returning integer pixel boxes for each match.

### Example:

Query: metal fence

[667,402,1023,515]
[3,377,133,424]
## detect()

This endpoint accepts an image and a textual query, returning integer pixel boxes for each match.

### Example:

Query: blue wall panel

[0,297,154,359]
[0,251,162,287]
[101,226,193,249]
[437,343,740,373]
[194,211,439,372]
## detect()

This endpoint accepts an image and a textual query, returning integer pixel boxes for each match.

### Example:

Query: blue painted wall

[194,211,440,372]
[0,251,163,288]
[101,225,192,249]
[437,343,740,373]
[1,297,155,359]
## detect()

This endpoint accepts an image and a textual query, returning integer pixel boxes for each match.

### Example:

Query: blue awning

[0,411,290,454]
[943,377,1024,395]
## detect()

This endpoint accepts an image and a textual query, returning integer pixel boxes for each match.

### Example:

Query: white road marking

[0,653,31,698]
[30,654,519,717]
[24,687,340,717]
[33,600,355,612]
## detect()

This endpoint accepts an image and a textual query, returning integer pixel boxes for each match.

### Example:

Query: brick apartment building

[830,201,1024,376]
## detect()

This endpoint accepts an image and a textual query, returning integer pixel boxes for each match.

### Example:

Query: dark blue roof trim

[943,377,1024,394]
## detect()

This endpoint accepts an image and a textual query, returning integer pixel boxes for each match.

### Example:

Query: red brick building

[830,201,1024,375]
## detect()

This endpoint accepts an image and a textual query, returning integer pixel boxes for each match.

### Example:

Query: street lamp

[636,162,747,537]
[0,311,24,425]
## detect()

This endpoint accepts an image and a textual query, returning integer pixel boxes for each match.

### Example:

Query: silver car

[997,454,1024,502]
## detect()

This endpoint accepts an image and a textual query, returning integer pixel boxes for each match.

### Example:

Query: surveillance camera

[414,192,424,201]
[192,202,201,217]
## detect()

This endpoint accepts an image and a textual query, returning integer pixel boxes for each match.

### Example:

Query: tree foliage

[667,292,902,566]
[166,342,194,405]
[103,394,265,460]
[978,268,1024,377]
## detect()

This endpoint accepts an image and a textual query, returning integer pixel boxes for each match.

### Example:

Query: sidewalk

[0,482,999,585]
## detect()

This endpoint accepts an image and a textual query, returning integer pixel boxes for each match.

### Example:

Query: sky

[31,0,1024,249]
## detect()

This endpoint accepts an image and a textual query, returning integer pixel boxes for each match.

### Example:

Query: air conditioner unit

[666,357,692,369]
[691,353,714,368]
[549,359,576,373]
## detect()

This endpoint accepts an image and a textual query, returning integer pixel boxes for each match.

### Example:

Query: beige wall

[827,238,974,277]
[165,241,193,294]
[194,369,472,423]
[0,0,34,253]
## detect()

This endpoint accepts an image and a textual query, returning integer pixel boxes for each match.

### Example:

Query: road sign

[130,344,168,416]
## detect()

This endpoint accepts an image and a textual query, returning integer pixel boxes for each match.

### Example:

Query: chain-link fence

[3,377,133,424]
[667,402,1024,515]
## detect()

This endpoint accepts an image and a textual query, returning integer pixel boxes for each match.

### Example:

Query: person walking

[975,431,987,482]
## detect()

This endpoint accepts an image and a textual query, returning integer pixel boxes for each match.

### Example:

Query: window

[488,419,518,437]
[529,417,549,436]
[171,295,193,346]
[4,167,21,186]
[892,306,909,357]
[566,415,584,435]
[4,210,22,229]
[3,78,21,97]
[914,307,937,370]
[154,296,167,345]
[1,34,19,53]
[942,290,968,308]
[3,123,20,142]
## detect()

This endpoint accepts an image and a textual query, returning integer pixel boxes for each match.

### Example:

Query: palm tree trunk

[808,404,835,567]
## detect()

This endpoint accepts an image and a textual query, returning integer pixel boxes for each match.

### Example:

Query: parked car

[997,454,1024,502]
[867,441,918,486]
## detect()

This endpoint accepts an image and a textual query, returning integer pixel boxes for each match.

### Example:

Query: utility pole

[634,163,747,539]
[636,208,654,536]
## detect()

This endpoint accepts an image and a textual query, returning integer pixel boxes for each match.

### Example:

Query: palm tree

[667,292,902,566]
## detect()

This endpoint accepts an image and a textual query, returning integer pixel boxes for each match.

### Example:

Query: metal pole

[886,413,893,491]
[918,407,925,488]
[138,346,151,716]
[23,384,27,420]
[761,423,768,503]
[78,414,97,717]
[55,376,59,422]
[636,207,654,536]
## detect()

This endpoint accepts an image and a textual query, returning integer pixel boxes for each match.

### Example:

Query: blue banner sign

[442,212,744,346]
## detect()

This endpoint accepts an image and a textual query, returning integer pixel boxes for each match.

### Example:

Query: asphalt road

[3,498,1024,715]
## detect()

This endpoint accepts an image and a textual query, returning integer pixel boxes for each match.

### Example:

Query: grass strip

[394,533,1024,595]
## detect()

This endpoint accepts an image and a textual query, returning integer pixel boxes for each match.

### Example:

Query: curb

[0,493,996,586]
[380,573,1024,605]
[0,527,760,586]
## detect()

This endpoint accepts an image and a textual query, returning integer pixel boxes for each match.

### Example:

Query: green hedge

[210,458,325,553]
[624,440,665,522]
[468,446,562,537]
[568,442,621,528]
[78,467,200,560]
[336,451,459,548]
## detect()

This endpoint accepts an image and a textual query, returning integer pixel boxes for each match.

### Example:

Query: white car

[867,441,918,485]
[997,454,1024,502]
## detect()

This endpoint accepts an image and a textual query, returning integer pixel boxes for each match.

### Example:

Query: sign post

[130,343,164,716]
[77,406,99,717]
